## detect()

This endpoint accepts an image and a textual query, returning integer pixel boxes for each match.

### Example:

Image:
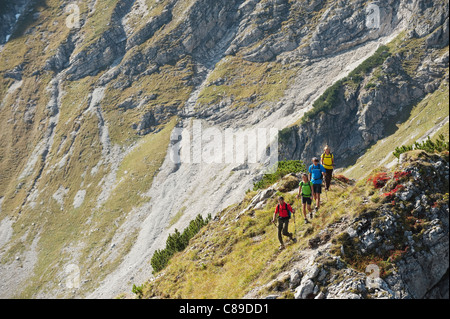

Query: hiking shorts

[313,184,322,194]
[302,197,312,205]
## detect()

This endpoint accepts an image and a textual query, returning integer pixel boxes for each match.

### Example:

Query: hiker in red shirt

[272,196,297,250]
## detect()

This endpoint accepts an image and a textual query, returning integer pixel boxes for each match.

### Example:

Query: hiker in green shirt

[296,173,315,223]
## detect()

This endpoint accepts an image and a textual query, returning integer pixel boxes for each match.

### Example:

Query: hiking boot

[279,244,285,251]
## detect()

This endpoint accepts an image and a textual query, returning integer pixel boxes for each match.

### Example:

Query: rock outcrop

[288,151,449,299]
[143,151,449,299]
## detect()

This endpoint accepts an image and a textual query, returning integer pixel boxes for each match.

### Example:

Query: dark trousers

[325,169,333,190]
[278,217,293,245]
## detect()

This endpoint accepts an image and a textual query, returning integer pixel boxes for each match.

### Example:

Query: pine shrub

[151,214,212,273]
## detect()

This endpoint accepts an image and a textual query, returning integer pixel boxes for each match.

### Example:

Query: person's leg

[302,202,307,219]
[306,197,313,219]
[277,219,284,247]
[313,191,318,209]
[325,169,333,190]
[302,199,310,223]
[282,219,289,236]
[314,184,322,209]
[282,218,294,241]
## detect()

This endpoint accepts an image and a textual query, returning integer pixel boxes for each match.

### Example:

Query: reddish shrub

[335,174,350,183]
[383,184,404,199]
[387,246,409,263]
[368,172,390,189]
[393,171,411,181]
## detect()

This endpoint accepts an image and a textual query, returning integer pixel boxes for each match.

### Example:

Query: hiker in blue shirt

[308,157,326,211]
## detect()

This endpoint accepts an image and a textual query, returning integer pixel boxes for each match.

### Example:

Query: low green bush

[151,214,212,273]
[393,134,449,158]
[253,160,306,190]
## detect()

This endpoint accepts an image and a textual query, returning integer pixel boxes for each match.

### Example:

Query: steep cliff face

[278,16,449,166]
[0,0,448,298]
[0,0,31,44]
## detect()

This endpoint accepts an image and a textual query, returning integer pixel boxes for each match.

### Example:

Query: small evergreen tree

[151,214,212,273]
[393,134,449,159]
[253,160,306,190]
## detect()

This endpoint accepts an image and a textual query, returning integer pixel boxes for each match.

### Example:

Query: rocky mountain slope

[0,0,448,298]
[142,150,449,299]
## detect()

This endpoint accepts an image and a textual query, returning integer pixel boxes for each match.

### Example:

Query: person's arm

[297,185,302,199]
[289,203,295,214]
[272,206,278,223]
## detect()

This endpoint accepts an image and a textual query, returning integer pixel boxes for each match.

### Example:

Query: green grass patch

[168,206,187,228]
[0,0,72,74]
[253,160,306,190]
[74,0,119,55]
[197,56,298,109]
[108,117,178,215]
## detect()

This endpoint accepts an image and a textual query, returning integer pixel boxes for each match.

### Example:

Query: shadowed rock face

[0,0,31,45]
[278,37,449,167]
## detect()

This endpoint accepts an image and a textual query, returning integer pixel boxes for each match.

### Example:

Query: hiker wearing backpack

[272,196,296,250]
[321,146,335,191]
[296,173,315,223]
[309,157,326,210]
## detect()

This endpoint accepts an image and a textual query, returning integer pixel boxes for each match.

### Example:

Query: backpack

[321,153,334,169]
[311,164,323,181]
[277,203,291,219]
[300,181,312,197]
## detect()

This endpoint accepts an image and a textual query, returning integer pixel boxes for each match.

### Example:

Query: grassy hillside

[196,56,298,110]
[0,0,448,299]
[0,0,185,297]
[1,113,177,298]
[139,147,448,299]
